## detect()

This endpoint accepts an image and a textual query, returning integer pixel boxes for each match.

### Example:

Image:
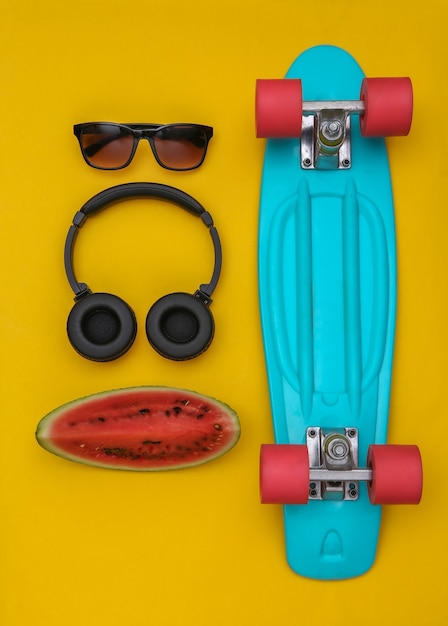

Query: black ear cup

[67,293,137,362]
[145,292,214,361]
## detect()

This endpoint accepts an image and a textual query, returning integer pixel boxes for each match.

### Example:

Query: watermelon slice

[36,386,240,471]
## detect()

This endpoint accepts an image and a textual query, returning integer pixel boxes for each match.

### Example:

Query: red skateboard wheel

[256,79,303,138]
[360,77,413,137]
[260,444,309,504]
[367,444,423,505]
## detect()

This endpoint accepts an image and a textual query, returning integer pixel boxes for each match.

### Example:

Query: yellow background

[0,1,446,624]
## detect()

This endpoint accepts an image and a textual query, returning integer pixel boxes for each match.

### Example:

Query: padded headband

[64,182,222,302]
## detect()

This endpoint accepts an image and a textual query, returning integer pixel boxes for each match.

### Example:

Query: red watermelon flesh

[36,387,240,471]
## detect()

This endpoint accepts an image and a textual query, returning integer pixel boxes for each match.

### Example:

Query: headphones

[64,182,222,362]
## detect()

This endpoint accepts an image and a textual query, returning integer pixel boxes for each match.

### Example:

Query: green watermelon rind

[36,386,241,471]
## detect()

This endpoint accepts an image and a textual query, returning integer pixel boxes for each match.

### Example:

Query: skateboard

[256,45,423,580]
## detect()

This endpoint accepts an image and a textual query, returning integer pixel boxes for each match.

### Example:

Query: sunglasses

[74,122,213,171]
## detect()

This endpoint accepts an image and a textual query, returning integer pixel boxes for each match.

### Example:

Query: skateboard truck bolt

[326,436,350,460]
[306,427,372,501]
[301,99,365,170]
[319,119,344,147]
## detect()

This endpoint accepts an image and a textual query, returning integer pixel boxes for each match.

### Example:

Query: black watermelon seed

[103,447,128,457]
[172,406,183,415]
[139,408,150,415]
[196,413,204,420]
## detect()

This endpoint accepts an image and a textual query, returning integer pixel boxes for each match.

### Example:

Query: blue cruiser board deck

[257,45,422,580]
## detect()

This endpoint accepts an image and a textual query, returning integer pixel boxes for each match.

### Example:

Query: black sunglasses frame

[73,122,214,171]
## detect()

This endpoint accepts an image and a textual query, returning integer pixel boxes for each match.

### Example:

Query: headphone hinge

[201,211,213,227]
[194,289,213,306]
[73,210,88,228]
[74,284,92,302]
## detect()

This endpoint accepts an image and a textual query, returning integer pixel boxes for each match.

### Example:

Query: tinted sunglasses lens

[79,124,134,169]
[153,125,209,170]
